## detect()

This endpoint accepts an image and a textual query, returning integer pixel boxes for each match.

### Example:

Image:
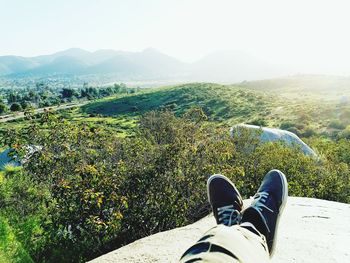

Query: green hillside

[81,80,350,138]
[82,83,275,125]
[4,80,350,138]
[235,75,350,136]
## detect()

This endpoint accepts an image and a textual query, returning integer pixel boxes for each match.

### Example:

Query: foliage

[0,166,40,263]
[337,125,350,139]
[0,216,34,263]
[0,103,6,114]
[1,109,350,262]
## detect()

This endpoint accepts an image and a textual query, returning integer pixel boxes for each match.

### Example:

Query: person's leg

[179,170,288,262]
[179,224,269,263]
[180,174,269,263]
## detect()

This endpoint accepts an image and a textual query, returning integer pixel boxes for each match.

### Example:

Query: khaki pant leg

[180,225,269,263]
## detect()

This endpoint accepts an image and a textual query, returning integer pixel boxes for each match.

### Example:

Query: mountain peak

[0,46,186,77]
[52,48,91,57]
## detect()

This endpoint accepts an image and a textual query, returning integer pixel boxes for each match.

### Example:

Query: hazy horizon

[2,0,350,75]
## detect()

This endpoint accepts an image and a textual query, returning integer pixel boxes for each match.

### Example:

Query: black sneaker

[207,174,243,226]
[241,169,288,256]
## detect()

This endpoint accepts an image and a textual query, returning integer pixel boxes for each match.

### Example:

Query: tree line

[0,82,139,114]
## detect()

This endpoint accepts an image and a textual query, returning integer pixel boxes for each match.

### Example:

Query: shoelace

[251,191,273,232]
[217,204,241,226]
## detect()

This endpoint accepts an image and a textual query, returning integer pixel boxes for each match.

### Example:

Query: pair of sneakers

[207,169,288,256]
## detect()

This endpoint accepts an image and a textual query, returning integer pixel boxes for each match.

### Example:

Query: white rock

[230,124,317,158]
[89,197,350,263]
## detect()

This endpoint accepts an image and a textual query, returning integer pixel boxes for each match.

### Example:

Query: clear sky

[1,0,350,74]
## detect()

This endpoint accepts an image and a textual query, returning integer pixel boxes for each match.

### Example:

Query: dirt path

[0,101,88,123]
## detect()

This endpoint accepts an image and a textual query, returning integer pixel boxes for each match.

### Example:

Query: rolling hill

[81,81,350,137]
[82,83,274,124]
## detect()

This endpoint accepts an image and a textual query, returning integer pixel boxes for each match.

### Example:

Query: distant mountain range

[0,48,292,82]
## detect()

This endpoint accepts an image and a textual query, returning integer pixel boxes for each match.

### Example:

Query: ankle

[241,207,269,238]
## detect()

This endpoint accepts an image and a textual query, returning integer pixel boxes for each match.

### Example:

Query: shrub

[302,127,316,137]
[248,118,267,126]
[285,126,301,136]
[10,103,22,112]
[338,125,350,139]
[328,120,346,130]
[280,121,296,130]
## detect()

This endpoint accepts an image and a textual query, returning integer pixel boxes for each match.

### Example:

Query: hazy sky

[1,0,350,74]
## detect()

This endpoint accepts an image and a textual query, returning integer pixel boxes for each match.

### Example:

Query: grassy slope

[4,78,350,138]
[80,79,350,136]
[237,75,350,134]
[82,83,276,125]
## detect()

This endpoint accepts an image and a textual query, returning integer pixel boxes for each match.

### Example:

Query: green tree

[10,103,22,112]
[8,93,20,103]
[61,88,76,99]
